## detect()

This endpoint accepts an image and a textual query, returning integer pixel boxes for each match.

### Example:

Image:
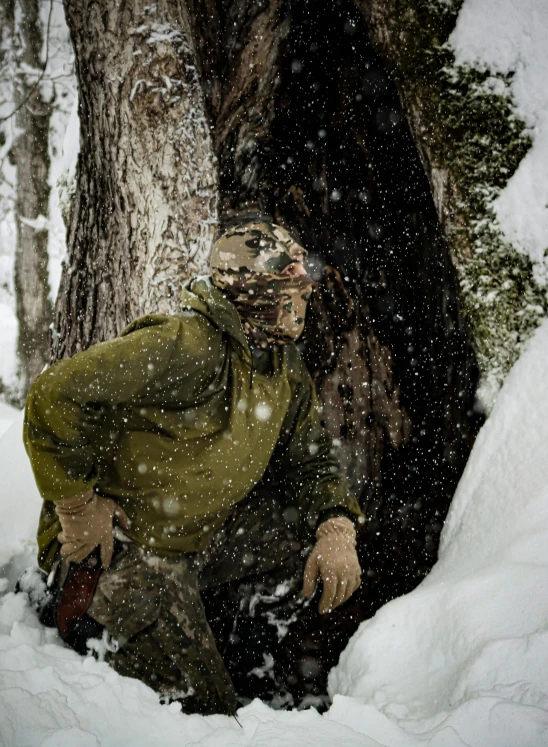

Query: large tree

[356,0,547,405]
[57,0,479,700]
[1,0,53,394]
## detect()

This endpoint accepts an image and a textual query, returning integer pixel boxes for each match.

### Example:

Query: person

[24,221,364,715]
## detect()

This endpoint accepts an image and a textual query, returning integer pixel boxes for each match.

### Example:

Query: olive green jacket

[24,278,362,571]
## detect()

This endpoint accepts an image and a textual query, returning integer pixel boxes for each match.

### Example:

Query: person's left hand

[302,516,362,614]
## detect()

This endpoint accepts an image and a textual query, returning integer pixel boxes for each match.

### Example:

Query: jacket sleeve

[269,358,364,540]
[24,314,199,503]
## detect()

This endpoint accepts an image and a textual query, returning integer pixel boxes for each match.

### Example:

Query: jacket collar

[180,277,252,366]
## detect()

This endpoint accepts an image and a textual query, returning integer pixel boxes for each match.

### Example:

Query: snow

[0,155,18,394]
[48,82,78,302]
[44,1,77,302]
[450,0,548,286]
[329,318,548,745]
[2,319,548,744]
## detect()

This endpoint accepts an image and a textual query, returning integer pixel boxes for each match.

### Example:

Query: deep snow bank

[3,324,548,745]
[0,590,377,747]
[329,319,548,745]
[0,403,401,746]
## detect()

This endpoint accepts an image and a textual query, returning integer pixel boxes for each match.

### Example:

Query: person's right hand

[56,490,130,568]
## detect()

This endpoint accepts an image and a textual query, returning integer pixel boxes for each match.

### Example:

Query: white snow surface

[329,318,548,745]
[0,219,18,393]
[2,320,548,744]
[450,0,548,284]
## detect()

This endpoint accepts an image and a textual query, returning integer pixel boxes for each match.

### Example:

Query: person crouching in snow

[24,221,363,715]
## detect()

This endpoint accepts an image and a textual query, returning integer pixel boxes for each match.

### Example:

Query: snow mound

[3,327,548,745]
[329,319,548,745]
[0,295,18,394]
[0,590,382,746]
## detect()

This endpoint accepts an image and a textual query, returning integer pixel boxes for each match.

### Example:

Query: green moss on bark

[359,0,547,405]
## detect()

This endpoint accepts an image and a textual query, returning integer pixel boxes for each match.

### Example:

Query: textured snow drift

[329,319,548,746]
[2,321,548,745]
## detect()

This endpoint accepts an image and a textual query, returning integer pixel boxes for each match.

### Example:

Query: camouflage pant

[86,489,309,715]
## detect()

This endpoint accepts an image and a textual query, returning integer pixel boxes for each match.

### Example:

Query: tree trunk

[54,0,218,360]
[213,0,290,221]
[243,0,481,699]
[187,0,414,516]
[353,0,547,403]
[57,0,481,704]
[302,268,411,518]
[5,0,53,394]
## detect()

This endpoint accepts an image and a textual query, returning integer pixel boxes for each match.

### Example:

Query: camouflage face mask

[210,222,313,347]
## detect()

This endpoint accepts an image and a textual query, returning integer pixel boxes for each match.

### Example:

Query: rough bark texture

[303,268,411,514]
[353,0,547,403]
[6,0,53,392]
[186,0,291,222]
[353,1,456,234]
[56,0,482,706]
[54,0,218,359]
[186,0,413,517]
[214,0,290,221]
[188,0,480,704]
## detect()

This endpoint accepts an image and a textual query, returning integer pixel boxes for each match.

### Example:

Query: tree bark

[353,0,547,401]
[54,0,218,359]
[56,0,481,704]
[352,1,457,237]
[186,0,413,517]
[214,0,290,221]
[303,268,411,516]
[5,0,53,393]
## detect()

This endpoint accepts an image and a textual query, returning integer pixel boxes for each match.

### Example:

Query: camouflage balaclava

[210,222,313,348]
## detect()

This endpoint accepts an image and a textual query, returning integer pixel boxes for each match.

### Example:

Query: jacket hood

[180,276,252,366]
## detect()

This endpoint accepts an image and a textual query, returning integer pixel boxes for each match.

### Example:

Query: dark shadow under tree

[202,0,482,704]
[55,0,482,707]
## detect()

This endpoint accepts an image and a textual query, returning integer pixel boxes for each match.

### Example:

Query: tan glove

[302,516,362,614]
[55,490,131,568]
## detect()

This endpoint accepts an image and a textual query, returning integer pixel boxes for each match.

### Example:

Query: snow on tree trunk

[53,0,218,359]
[354,0,547,406]
[4,0,53,393]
